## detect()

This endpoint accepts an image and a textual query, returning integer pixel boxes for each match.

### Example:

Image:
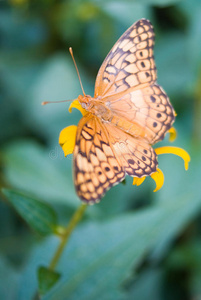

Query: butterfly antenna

[69,47,86,96]
[41,99,73,105]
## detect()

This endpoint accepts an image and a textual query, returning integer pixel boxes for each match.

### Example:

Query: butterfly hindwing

[95,19,156,98]
[105,123,158,177]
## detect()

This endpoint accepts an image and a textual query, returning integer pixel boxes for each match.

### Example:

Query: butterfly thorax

[78,94,113,121]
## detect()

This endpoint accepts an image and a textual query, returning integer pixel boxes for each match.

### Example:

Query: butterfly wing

[74,113,158,203]
[94,18,175,144]
[107,83,175,144]
[105,123,158,177]
[73,113,125,203]
[94,19,156,98]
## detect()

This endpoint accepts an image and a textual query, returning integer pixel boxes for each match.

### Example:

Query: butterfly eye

[81,103,87,109]
[81,101,92,110]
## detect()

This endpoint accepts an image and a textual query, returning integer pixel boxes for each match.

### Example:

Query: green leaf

[0,255,20,300]
[2,140,79,207]
[2,189,58,236]
[99,2,150,27]
[38,266,60,295]
[25,53,93,144]
[155,33,193,97]
[127,269,164,300]
[167,240,201,298]
[148,140,198,261]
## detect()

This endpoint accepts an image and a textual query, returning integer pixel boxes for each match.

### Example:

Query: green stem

[49,203,87,270]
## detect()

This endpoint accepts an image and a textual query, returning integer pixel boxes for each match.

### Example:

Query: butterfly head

[78,95,94,111]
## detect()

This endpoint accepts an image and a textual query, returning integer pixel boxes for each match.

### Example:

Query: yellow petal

[133,176,146,186]
[168,127,177,142]
[155,146,190,170]
[62,142,75,157]
[59,125,77,156]
[69,99,88,116]
[150,168,164,192]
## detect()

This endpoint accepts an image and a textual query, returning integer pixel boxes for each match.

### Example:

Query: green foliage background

[0,0,201,299]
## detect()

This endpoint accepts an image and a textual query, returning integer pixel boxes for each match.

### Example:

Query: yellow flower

[59,125,77,157]
[59,100,190,193]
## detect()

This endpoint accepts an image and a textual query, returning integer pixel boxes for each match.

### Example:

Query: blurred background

[0,0,201,299]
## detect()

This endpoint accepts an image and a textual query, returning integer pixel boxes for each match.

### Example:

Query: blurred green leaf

[178,0,201,20]
[2,189,58,236]
[0,255,20,300]
[17,188,201,300]
[186,4,201,76]
[150,139,200,262]
[126,269,163,300]
[155,33,193,98]
[167,240,201,299]
[95,0,183,6]
[2,140,79,207]
[38,266,61,295]
[99,2,150,27]
[91,175,151,218]
[25,54,93,145]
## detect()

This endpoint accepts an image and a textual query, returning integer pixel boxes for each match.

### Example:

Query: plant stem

[49,203,87,270]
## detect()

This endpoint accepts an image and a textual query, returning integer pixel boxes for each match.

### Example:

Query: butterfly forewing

[107,83,175,144]
[73,114,125,203]
[94,19,156,98]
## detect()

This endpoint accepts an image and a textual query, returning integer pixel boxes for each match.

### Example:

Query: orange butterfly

[73,19,175,203]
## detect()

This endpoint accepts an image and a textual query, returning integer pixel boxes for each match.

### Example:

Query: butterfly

[73,19,175,203]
